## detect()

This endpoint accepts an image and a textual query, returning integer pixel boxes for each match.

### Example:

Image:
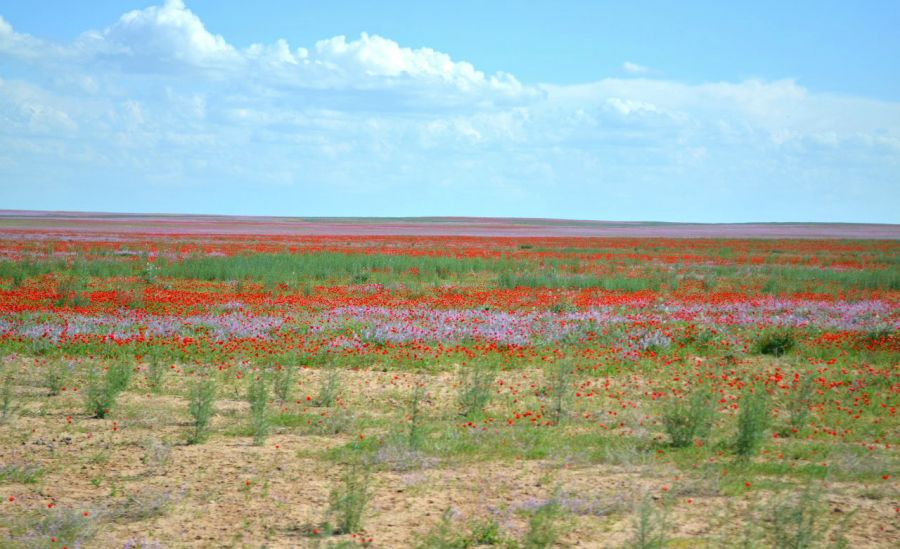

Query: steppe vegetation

[0,230,897,547]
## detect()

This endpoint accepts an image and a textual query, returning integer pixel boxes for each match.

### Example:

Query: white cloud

[0,14,53,60]
[313,33,525,95]
[605,97,661,116]
[0,1,535,102]
[78,0,240,70]
[0,2,898,221]
[623,61,651,74]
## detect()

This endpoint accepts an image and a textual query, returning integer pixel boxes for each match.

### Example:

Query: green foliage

[106,361,133,394]
[5,506,98,548]
[159,251,514,287]
[754,328,796,357]
[662,388,716,448]
[750,484,854,549]
[416,509,511,548]
[327,465,370,535]
[0,462,44,484]
[522,500,564,549]
[140,261,159,285]
[314,367,341,407]
[272,365,294,403]
[146,356,166,394]
[247,374,269,446]
[55,274,89,307]
[497,271,664,291]
[408,384,426,450]
[629,497,669,549]
[0,366,14,422]
[778,373,816,437]
[457,364,493,418]
[43,360,69,396]
[84,362,132,418]
[548,361,572,426]
[734,386,770,459]
[187,377,217,444]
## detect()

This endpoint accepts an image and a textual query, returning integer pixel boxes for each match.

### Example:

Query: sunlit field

[0,220,897,547]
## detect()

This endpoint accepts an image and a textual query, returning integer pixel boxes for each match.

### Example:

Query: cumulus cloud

[84,0,239,69]
[313,33,525,95]
[0,1,898,221]
[3,0,530,100]
[0,14,53,60]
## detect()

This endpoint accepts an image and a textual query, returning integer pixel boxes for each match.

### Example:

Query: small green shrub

[146,357,166,394]
[457,364,493,418]
[754,328,795,357]
[408,384,426,450]
[415,509,511,548]
[0,462,44,484]
[548,361,573,425]
[9,506,98,547]
[761,484,853,549]
[187,377,217,444]
[778,373,816,437]
[0,367,14,422]
[629,496,669,549]
[55,274,89,307]
[43,361,70,396]
[314,367,341,407]
[106,361,132,394]
[662,388,716,448]
[272,365,294,403]
[327,465,370,534]
[140,436,172,472]
[84,362,132,419]
[734,386,770,459]
[247,374,269,446]
[523,500,564,549]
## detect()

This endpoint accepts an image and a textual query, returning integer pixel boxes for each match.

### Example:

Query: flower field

[0,224,897,547]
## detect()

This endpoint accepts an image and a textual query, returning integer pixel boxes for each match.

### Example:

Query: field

[0,214,897,548]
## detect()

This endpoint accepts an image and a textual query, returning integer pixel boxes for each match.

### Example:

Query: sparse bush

[109,488,172,522]
[146,357,166,394]
[629,496,669,549]
[522,499,564,549]
[778,373,816,437]
[734,386,770,459]
[307,408,355,436]
[548,361,573,425]
[140,261,159,285]
[662,387,716,448]
[758,484,853,549]
[408,384,426,449]
[107,361,133,393]
[754,328,795,357]
[0,461,44,484]
[55,274,89,307]
[0,366,14,422]
[43,360,70,396]
[247,374,269,446]
[314,367,341,407]
[327,465,370,534]
[187,377,216,444]
[457,364,493,417]
[84,362,132,418]
[9,506,98,547]
[416,509,510,548]
[140,437,172,473]
[272,365,294,403]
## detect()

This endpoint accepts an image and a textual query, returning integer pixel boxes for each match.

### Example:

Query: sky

[0,0,898,222]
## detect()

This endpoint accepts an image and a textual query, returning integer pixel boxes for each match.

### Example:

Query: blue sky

[1,0,898,222]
